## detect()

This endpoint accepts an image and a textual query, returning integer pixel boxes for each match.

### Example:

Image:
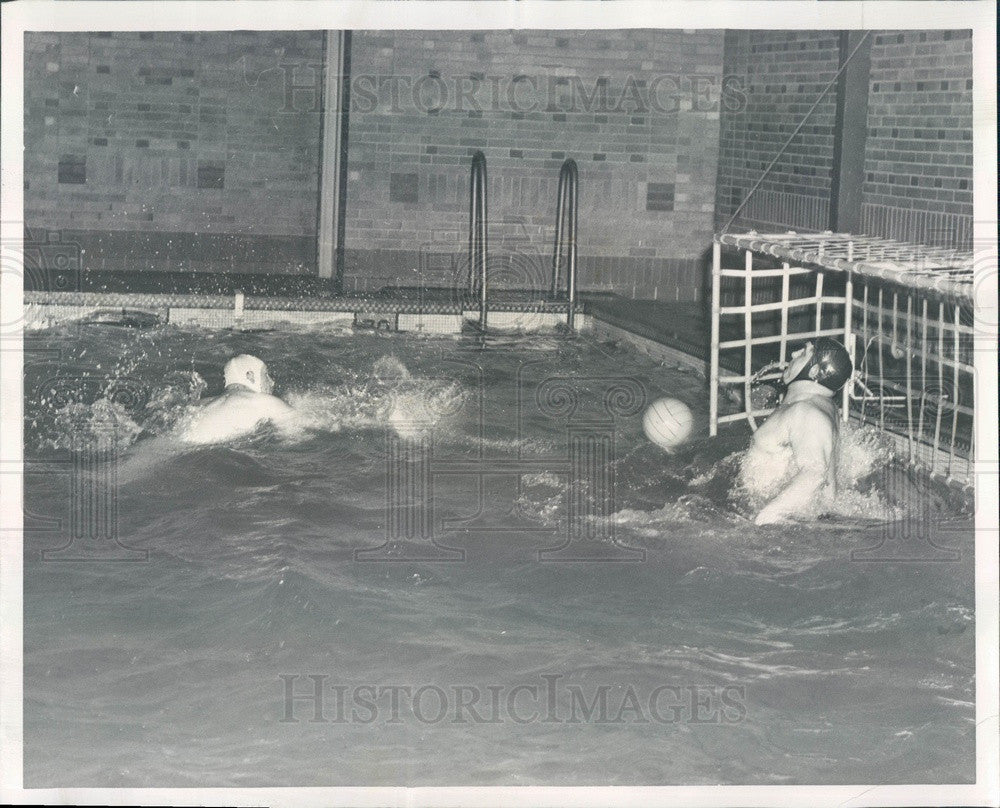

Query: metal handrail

[551,158,578,330]
[468,151,488,329]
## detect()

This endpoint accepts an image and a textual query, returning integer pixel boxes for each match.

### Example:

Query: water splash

[44,398,145,452]
[141,371,208,434]
[613,494,733,533]
[282,355,467,441]
[36,370,208,453]
[34,351,469,456]
[371,355,411,385]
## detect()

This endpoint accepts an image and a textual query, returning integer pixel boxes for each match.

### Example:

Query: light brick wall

[26,29,725,298]
[344,29,725,300]
[862,30,974,247]
[716,29,974,248]
[24,31,324,273]
[715,30,840,233]
[22,28,976,290]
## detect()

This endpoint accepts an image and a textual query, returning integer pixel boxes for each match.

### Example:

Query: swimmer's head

[782,338,853,393]
[223,354,273,394]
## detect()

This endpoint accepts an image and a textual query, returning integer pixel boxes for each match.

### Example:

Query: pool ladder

[551,158,578,330]
[466,152,578,331]
[468,151,489,329]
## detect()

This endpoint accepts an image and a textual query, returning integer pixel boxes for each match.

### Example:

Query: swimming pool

[22,321,975,786]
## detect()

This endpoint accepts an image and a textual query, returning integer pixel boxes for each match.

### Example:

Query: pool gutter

[22,289,706,374]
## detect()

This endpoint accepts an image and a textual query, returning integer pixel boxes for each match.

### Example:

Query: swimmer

[745,338,853,525]
[179,354,295,445]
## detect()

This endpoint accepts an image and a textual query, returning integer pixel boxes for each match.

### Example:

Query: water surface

[23,323,975,786]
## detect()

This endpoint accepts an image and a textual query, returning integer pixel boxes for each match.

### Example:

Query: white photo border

[1,2,997,806]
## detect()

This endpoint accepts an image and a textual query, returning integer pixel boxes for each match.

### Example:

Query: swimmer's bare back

[749,397,838,525]
[180,387,295,445]
[114,389,295,485]
[752,396,837,456]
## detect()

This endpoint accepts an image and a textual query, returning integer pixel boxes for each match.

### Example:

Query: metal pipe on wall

[468,151,488,329]
[552,158,578,330]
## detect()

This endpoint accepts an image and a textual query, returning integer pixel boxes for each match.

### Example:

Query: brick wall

[24,31,325,273]
[716,29,974,249]
[21,28,976,292]
[344,29,725,300]
[715,30,840,233]
[24,29,725,298]
[862,30,974,247]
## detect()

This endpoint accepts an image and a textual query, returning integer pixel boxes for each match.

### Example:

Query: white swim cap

[223,354,268,393]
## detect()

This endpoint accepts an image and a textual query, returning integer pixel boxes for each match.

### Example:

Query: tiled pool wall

[22,292,588,336]
[22,290,708,376]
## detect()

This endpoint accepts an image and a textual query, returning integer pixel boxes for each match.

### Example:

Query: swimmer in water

[745,338,853,525]
[180,354,295,445]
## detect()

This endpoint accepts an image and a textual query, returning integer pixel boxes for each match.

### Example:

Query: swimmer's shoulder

[258,392,295,417]
[784,397,837,427]
[220,386,287,408]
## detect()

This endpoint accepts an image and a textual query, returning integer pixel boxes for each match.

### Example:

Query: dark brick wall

[24,31,325,273]
[862,30,974,247]
[716,29,974,248]
[343,29,726,300]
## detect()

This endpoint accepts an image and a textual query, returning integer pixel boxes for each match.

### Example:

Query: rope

[722,32,872,234]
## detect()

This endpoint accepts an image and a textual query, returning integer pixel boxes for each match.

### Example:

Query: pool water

[22,322,975,786]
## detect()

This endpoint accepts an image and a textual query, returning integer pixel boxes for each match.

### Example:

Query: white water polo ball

[642,397,694,451]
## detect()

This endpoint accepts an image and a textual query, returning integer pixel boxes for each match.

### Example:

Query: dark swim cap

[790,337,853,392]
